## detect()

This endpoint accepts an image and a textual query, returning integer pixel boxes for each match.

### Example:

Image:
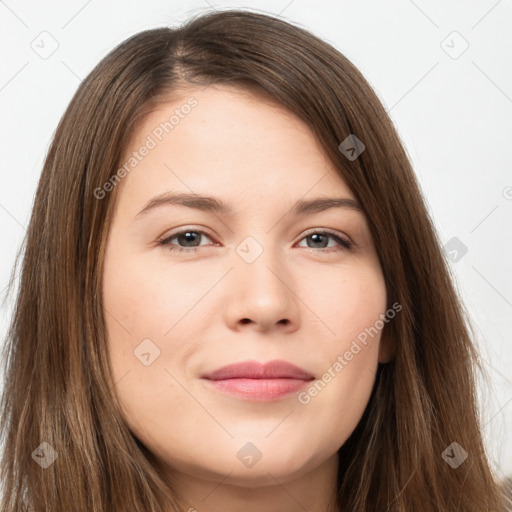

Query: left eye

[157,229,351,253]
[296,231,351,251]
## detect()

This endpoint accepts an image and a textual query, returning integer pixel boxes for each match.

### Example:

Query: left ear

[378,325,395,364]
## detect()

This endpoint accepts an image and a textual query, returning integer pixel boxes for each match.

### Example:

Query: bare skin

[102,84,390,512]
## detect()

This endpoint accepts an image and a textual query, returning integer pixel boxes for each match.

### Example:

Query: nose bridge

[234,233,290,298]
[224,233,300,332]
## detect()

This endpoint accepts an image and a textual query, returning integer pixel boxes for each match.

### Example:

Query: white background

[1,0,511,477]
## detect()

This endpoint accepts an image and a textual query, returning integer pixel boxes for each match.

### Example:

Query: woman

[1,9,509,512]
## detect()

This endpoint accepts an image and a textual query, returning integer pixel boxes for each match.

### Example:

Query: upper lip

[201,360,314,380]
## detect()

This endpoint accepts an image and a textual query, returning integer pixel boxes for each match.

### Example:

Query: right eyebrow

[136,192,233,218]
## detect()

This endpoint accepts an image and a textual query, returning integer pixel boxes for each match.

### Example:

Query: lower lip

[203,378,311,401]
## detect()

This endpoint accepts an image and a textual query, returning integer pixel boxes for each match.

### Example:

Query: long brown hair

[1,9,509,511]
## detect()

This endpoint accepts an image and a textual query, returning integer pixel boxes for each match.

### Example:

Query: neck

[168,452,339,512]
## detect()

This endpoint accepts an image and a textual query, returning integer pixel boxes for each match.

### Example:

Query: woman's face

[102,85,388,490]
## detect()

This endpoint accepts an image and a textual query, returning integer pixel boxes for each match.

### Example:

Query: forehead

[114,85,354,212]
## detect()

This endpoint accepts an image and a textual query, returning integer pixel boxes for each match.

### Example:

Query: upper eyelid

[158,227,216,244]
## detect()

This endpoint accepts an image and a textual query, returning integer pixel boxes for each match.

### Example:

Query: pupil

[309,233,327,248]
[179,232,200,246]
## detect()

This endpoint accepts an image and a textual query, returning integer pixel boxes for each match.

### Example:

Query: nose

[223,244,300,334]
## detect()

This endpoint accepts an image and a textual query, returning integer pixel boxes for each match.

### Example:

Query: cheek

[294,262,386,433]
[101,241,171,394]
[101,243,224,408]
[102,244,210,345]
[101,246,204,441]
[302,259,387,343]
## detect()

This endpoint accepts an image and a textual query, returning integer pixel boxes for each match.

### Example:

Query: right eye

[157,229,217,253]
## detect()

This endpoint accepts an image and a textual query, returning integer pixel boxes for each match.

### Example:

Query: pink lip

[201,360,314,401]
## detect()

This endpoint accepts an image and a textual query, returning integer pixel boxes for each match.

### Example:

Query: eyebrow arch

[135,192,362,218]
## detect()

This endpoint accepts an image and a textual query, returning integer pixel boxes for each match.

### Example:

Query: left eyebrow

[291,197,362,215]
[134,192,363,218]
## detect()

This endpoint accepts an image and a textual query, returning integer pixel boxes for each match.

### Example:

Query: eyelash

[156,228,352,253]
